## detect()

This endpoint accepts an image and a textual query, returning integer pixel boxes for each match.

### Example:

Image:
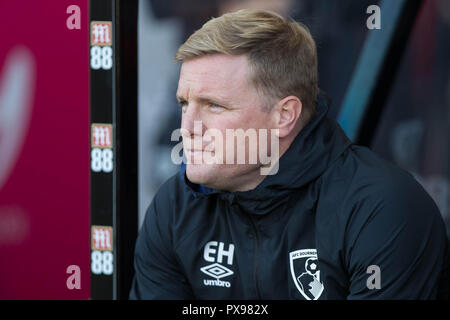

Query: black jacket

[130,94,447,299]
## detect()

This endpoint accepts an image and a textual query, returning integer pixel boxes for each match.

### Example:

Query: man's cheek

[203,128,224,165]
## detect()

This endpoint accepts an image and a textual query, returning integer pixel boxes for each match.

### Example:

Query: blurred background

[0,0,448,299]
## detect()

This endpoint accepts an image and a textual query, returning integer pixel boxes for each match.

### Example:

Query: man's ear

[272,96,302,138]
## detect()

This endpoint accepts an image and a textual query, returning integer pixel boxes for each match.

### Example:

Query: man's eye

[178,101,188,108]
[209,103,224,110]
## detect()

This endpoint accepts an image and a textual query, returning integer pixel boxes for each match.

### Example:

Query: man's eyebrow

[176,94,230,106]
[197,96,227,105]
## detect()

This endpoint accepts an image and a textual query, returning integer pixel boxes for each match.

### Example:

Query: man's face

[176,54,276,192]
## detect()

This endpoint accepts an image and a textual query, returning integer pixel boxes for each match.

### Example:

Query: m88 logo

[91,226,114,275]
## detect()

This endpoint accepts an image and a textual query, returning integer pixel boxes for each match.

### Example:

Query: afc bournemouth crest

[289,249,324,300]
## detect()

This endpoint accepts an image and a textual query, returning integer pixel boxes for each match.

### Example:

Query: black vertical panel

[89,0,115,300]
[114,0,138,300]
[90,0,138,300]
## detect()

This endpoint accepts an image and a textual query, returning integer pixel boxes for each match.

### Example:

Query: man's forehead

[177,54,251,98]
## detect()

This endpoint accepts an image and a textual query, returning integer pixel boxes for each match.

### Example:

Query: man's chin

[185,163,217,187]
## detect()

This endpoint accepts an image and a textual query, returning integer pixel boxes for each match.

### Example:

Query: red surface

[0,0,90,299]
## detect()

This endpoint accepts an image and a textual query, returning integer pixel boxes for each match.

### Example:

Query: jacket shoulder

[151,171,192,210]
[316,144,446,258]
[143,171,209,249]
[317,145,447,298]
[142,172,188,234]
[320,144,440,218]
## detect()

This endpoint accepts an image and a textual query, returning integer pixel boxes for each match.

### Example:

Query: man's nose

[181,103,204,137]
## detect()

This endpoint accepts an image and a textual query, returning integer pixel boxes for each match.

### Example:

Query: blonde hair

[175,9,318,126]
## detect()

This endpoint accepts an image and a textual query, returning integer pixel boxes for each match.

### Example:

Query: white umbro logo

[200,263,233,279]
[201,241,235,288]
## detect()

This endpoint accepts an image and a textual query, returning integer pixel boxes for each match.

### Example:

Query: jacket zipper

[249,216,262,300]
